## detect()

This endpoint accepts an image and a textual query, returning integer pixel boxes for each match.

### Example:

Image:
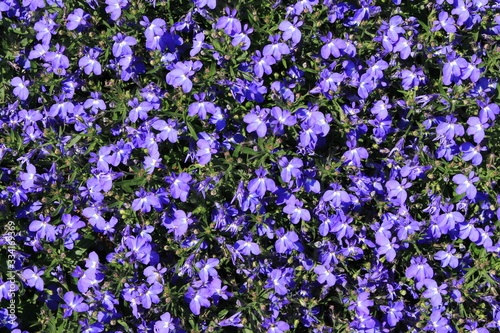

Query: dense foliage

[1,0,500,332]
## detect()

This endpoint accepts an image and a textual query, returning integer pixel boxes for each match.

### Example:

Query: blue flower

[67,8,91,31]
[166,60,202,93]
[105,0,127,21]
[279,17,303,44]
[244,106,269,137]
[11,76,30,100]
[252,50,276,78]
[22,267,45,291]
[79,48,102,75]
[452,171,479,200]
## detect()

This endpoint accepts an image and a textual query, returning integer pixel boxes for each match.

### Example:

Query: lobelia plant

[0,0,500,332]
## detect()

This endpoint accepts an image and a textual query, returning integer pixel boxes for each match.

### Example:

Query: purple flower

[231,24,253,50]
[357,73,375,98]
[478,100,499,122]
[153,119,179,143]
[166,61,202,93]
[112,33,137,57]
[22,267,45,291]
[421,279,447,307]
[45,43,70,72]
[262,318,290,333]
[62,291,89,318]
[443,52,468,85]
[139,282,162,308]
[452,0,471,26]
[195,258,219,282]
[393,37,412,60]
[252,50,276,78]
[19,163,38,189]
[437,203,464,233]
[278,157,302,183]
[170,209,193,237]
[405,256,434,282]
[140,17,166,40]
[79,48,102,75]
[380,301,404,327]
[263,34,290,61]
[264,269,288,295]
[314,265,337,287]
[29,214,56,242]
[375,234,399,262]
[11,76,30,100]
[320,32,346,59]
[436,115,465,140]
[188,93,216,120]
[216,8,241,36]
[400,65,426,90]
[425,310,450,332]
[434,245,459,268]
[166,172,191,202]
[185,287,211,315]
[144,264,167,284]
[34,17,57,45]
[67,8,91,31]
[105,0,128,21]
[247,167,276,198]
[279,17,303,44]
[244,106,269,137]
[196,139,217,165]
[460,142,486,165]
[432,11,457,33]
[235,236,261,255]
[218,311,243,327]
[342,142,369,167]
[349,292,373,315]
[155,312,175,332]
[0,279,18,301]
[322,183,350,208]
[383,15,405,41]
[386,178,412,204]
[283,196,310,224]
[125,235,152,264]
[128,98,153,123]
[452,171,479,200]
[275,228,302,254]
[467,116,489,144]
[132,189,160,213]
[29,43,49,60]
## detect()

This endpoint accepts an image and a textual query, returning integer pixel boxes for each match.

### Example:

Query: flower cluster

[1,0,500,332]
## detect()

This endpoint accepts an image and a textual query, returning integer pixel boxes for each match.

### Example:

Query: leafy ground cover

[1,0,500,332]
